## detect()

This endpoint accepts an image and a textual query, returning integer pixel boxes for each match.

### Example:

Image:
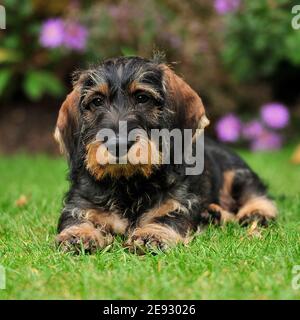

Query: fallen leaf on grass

[30,268,39,275]
[15,194,29,207]
[291,144,300,164]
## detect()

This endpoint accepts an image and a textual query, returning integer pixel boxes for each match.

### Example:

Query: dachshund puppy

[54,56,277,254]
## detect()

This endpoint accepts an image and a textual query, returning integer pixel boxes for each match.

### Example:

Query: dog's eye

[92,98,103,106]
[135,93,150,104]
[90,97,103,107]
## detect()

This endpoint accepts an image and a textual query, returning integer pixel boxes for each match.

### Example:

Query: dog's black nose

[105,136,135,158]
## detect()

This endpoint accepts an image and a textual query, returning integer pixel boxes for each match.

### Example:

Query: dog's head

[54,56,209,179]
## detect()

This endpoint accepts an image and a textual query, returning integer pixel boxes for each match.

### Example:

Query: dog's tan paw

[125,224,184,254]
[126,231,169,254]
[238,211,273,227]
[56,222,113,253]
[207,203,237,224]
[237,196,277,227]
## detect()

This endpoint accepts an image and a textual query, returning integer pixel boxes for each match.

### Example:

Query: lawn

[0,146,300,300]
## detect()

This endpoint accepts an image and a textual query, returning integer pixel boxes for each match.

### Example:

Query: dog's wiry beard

[85,139,162,180]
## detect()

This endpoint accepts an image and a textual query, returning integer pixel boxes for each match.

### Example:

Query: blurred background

[0,0,299,158]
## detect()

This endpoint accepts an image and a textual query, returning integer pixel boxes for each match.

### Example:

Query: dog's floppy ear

[54,89,80,160]
[162,65,209,132]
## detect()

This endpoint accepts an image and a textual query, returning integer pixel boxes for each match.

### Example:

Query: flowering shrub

[40,19,88,51]
[215,114,242,143]
[218,0,300,80]
[250,130,282,152]
[63,22,88,51]
[0,0,230,104]
[242,120,264,140]
[260,103,290,129]
[214,0,240,14]
[39,19,65,49]
[215,103,290,151]
[0,0,297,148]
[0,1,88,101]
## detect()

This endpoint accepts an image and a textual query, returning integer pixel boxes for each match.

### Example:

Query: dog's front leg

[125,199,195,254]
[57,207,128,253]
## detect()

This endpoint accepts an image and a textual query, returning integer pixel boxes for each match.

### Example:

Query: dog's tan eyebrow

[129,81,161,100]
[97,83,109,96]
[83,82,109,99]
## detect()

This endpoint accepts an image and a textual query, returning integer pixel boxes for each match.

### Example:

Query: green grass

[0,146,300,299]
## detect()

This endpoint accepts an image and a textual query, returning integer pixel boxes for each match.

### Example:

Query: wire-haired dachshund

[54,56,277,254]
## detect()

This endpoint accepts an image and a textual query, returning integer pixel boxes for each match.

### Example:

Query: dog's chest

[95,179,164,219]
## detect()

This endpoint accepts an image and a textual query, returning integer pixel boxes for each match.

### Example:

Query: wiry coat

[55,56,277,254]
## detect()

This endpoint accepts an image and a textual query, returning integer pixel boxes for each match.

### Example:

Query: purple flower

[250,130,283,151]
[214,0,240,14]
[242,120,264,140]
[216,114,242,142]
[39,18,64,48]
[260,102,290,129]
[63,22,88,51]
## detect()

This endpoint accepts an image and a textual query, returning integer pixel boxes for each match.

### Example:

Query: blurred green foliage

[0,0,66,101]
[222,0,300,80]
[0,0,299,120]
[23,70,64,100]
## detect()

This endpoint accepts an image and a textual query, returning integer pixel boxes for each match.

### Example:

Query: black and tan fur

[54,56,277,254]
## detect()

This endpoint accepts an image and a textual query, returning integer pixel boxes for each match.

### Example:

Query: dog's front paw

[125,224,183,254]
[56,223,113,253]
[237,197,277,227]
[126,231,169,254]
[238,212,270,227]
